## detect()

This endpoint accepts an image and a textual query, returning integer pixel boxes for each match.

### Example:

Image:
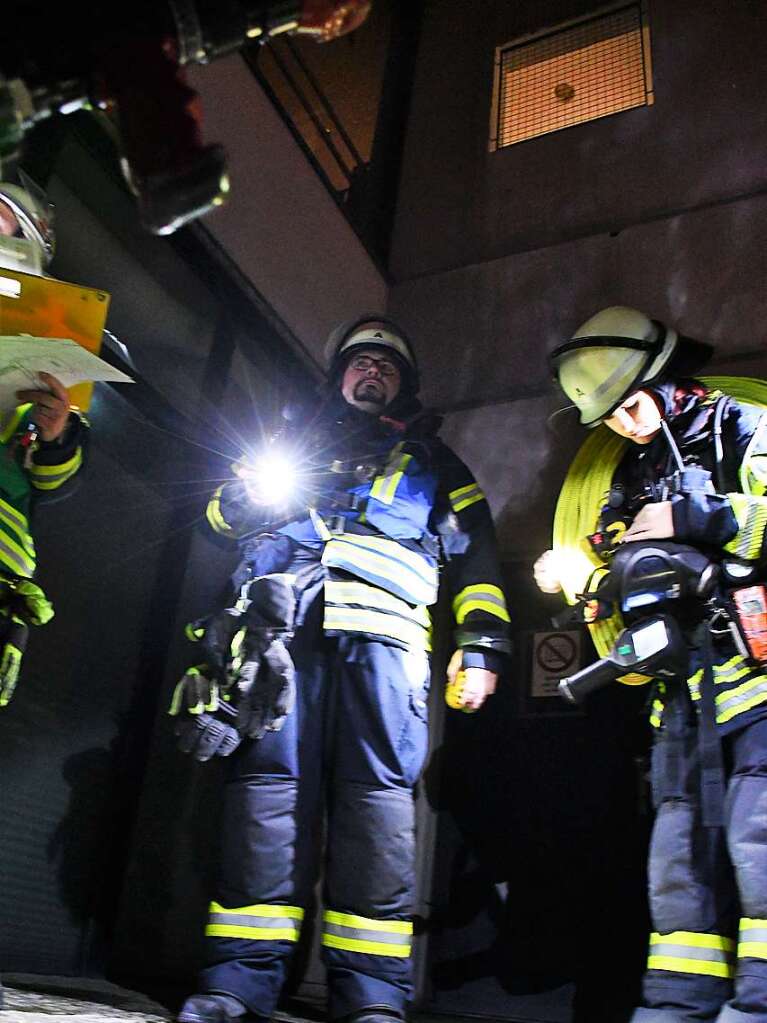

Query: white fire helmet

[0,174,55,277]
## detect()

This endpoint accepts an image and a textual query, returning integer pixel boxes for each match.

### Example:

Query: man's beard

[353,380,386,408]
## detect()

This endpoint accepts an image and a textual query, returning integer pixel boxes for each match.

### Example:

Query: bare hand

[17,372,71,442]
[534,549,563,594]
[620,501,675,543]
[446,648,497,712]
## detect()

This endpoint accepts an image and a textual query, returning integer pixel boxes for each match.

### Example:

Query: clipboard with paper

[0,267,132,412]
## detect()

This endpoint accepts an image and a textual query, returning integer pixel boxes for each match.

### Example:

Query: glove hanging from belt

[234,573,297,740]
[185,606,244,684]
[170,572,297,758]
[168,665,241,761]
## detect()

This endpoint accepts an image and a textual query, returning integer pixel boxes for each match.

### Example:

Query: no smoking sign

[531,631,582,698]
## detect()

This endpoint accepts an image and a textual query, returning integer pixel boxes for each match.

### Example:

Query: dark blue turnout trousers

[631,716,767,1022]
[199,572,431,1019]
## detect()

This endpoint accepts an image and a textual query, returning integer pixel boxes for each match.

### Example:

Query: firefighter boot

[347,1009,404,1023]
[177,993,250,1023]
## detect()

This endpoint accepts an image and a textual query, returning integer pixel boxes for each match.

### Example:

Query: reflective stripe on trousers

[738,919,767,962]
[322,910,413,958]
[206,902,304,942]
[647,931,735,979]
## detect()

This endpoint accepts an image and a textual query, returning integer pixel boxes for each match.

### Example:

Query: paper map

[0,335,133,413]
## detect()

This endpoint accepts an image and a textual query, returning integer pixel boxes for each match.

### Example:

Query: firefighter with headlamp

[536,305,767,1022]
[174,316,512,1023]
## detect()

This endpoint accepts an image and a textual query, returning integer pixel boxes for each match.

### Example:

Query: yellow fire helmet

[550,306,678,427]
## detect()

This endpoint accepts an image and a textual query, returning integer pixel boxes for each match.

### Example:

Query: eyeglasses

[348,354,399,377]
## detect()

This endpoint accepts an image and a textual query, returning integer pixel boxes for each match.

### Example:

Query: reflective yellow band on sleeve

[449,482,485,513]
[452,584,510,624]
[206,485,235,536]
[28,447,83,490]
[724,494,767,561]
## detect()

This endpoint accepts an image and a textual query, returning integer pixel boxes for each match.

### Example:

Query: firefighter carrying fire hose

[535,306,767,1022]
[171,316,512,1023]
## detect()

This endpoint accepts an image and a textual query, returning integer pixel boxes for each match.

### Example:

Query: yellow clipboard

[0,268,111,411]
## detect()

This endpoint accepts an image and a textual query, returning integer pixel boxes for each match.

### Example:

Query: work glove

[0,578,52,709]
[234,574,297,740]
[168,666,241,761]
[185,608,244,684]
[235,634,296,739]
[0,616,29,708]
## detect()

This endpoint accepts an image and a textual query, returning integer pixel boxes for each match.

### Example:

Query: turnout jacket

[604,381,767,734]
[206,403,511,670]
[0,403,88,580]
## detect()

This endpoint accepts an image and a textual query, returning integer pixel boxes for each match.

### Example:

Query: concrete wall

[388,0,767,560]
[392,0,767,278]
[188,55,388,371]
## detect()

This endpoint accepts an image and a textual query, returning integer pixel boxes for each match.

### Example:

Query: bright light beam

[237,448,301,507]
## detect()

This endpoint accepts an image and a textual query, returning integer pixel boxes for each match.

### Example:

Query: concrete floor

[2,975,170,1022]
[1,978,560,1023]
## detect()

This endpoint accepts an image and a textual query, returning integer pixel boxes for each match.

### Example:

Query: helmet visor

[555,343,651,426]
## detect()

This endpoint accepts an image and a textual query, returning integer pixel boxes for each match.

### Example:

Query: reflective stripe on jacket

[0,405,86,578]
